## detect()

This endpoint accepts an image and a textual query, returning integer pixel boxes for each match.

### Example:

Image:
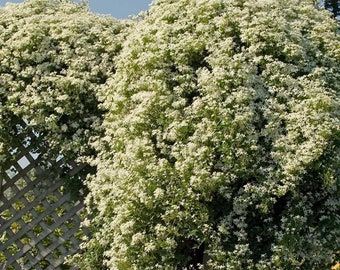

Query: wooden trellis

[0,122,86,270]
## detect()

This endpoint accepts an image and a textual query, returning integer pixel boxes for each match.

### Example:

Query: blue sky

[0,0,152,18]
[89,0,152,18]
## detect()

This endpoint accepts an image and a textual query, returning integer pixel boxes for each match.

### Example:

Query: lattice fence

[0,122,87,269]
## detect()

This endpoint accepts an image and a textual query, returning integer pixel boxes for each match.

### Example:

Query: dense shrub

[76,0,340,269]
[0,0,127,169]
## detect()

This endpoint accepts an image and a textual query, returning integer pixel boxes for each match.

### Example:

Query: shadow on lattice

[0,121,88,270]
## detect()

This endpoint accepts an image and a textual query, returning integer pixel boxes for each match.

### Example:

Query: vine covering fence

[0,121,86,269]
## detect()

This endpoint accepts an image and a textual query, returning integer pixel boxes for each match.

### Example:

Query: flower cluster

[0,0,127,170]
[76,0,340,269]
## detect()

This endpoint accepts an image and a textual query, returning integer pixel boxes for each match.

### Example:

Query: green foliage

[0,0,339,269]
[78,0,340,269]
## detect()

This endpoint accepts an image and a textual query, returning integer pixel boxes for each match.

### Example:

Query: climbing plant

[0,0,128,183]
[73,0,340,269]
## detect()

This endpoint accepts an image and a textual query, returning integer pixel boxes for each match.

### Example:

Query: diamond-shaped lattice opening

[0,251,6,263]
[52,248,62,259]
[30,150,41,161]
[17,255,30,267]
[4,186,16,200]
[7,243,20,256]
[32,225,44,237]
[43,214,54,226]
[1,209,14,220]
[0,232,9,244]
[42,235,53,248]
[22,212,33,224]
[17,156,30,170]
[64,219,76,230]
[56,206,66,217]
[39,259,51,269]
[75,229,85,241]
[53,227,64,238]
[10,221,22,234]
[26,167,39,182]
[46,194,59,204]
[14,177,28,190]
[22,136,32,148]
[12,200,25,211]
[5,166,18,179]
[63,240,73,252]
[20,234,32,246]
[24,190,36,203]
[34,203,46,214]
[29,246,39,257]
[9,147,18,156]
